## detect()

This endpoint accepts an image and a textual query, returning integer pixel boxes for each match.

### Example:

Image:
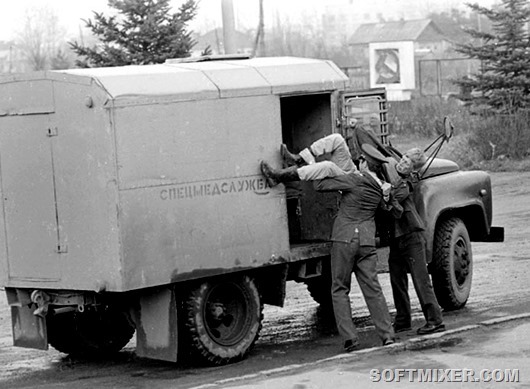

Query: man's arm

[391,178,411,204]
[313,174,357,192]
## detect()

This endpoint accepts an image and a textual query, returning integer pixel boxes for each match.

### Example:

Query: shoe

[260,161,279,187]
[343,338,360,353]
[417,323,446,335]
[280,144,304,167]
[393,323,412,333]
[383,338,395,346]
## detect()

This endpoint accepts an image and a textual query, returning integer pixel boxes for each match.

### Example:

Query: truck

[0,56,504,366]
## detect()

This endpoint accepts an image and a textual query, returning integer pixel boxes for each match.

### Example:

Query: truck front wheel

[183,275,263,365]
[431,217,473,311]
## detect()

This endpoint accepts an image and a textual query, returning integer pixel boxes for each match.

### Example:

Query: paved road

[219,316,530,389]
[0,171,528,388]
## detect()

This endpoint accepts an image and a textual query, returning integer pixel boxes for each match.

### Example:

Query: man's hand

[381,182,392,202]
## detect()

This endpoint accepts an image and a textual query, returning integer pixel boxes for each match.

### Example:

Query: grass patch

[387,96,530,172]
[390,133,530,172]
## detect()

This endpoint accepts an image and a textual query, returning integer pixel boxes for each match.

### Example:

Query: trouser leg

[309,134,357,173]
[354,246,394,342]
[330,242,358,341]
[405,232,444,325]
[389,241,412,327]
[297,161,347,181]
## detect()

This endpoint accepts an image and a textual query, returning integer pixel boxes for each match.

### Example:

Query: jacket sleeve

[392,178,413,203]
[313,174,356,192]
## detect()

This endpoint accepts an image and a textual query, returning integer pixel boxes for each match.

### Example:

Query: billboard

[369,41,415,100]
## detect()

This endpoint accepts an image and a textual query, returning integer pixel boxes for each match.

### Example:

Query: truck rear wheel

[431,217,473,311]
[305,259,333,311]
[47,308,135,356]
[306,277,333,309]
[183,275,263,365]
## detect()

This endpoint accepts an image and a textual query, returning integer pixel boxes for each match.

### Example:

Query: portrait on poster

[369,41,415,91]
[375,48,401,84]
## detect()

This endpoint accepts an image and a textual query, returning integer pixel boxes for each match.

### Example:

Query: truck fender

[414,170,492,262]
[6,288,48,350]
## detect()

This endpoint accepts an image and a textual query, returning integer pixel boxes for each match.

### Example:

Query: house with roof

[348,19,451,100]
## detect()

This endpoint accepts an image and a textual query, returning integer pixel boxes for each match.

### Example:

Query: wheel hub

[454,237,469,285]
[203,284,249,346]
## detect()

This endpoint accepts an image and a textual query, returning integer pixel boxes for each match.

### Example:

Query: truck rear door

[0,114,62,282]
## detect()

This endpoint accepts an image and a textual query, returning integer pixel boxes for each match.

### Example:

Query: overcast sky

[0,0,325,41]
[0,0,496,42]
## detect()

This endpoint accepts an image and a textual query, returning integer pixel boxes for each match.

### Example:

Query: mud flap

[483,226,504,242]
[131,286,178,362]
[5,289,48,350]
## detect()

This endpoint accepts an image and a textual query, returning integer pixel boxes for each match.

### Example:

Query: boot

[260,161,300,187]
[280,144,305,167]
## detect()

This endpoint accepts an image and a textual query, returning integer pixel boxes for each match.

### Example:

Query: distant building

[349,19,451,58]
[321,0,490,48]
[347,19,451,100]
[192,28,254,56]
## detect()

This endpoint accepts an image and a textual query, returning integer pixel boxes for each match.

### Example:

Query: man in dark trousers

[385,149,445,335]
[260,144,395,352]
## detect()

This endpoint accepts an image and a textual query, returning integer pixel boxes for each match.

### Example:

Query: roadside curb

[190,312,530,389]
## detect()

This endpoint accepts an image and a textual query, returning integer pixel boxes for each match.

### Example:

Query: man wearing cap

[386,148,446,335]
[259,143,395,352]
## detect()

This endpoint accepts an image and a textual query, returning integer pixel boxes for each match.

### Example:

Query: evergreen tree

[454,0,530,112]
[70,0,197,68]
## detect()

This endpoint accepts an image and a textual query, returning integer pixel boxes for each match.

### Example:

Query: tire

[182,275,263,365]
[431,217,473,311]
[47,307,135,356]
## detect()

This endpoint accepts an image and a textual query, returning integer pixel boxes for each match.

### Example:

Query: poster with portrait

[369,41,415,100]
[375,48,401,84]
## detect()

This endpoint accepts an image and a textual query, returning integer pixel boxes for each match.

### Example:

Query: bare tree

[266,12,328,59]
[16,5,70,71]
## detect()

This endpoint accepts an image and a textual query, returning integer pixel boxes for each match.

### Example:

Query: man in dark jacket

[314,147,395,351]
[385,149,445,335]
[260,144,395,352]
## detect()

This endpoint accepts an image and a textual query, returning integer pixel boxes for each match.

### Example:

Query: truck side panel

[113,95,289,290]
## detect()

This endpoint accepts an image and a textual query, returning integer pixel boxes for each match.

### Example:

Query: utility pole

[253,0,265,57]
[221,0,236,54]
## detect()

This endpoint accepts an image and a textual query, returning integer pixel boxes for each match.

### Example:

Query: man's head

[368,113,380,128]
[396,148,427,176]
